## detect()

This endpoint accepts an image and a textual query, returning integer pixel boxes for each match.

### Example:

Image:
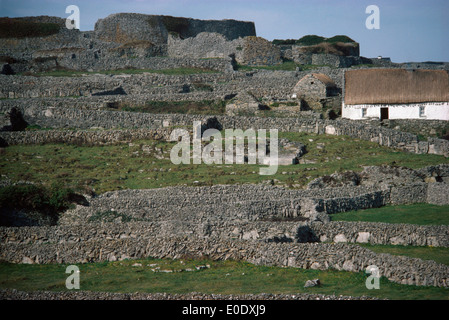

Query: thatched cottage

[342,69,449,120]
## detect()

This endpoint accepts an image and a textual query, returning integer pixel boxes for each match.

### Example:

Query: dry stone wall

[309,221,449,247]
[1,235,448,288]
[47,178,448,234]
[1,14,256,73]
[94,13,256,45]
[1,98,447,156]
[2,216,448,248]
[0,128,171,146]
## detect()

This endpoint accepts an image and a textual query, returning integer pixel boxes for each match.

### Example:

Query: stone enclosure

[1,13,449,299]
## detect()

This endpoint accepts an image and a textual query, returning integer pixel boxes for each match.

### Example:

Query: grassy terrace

[0,257,448,300]
[354,244,449,266]
[331,204,449,226]
[1,132,448,195]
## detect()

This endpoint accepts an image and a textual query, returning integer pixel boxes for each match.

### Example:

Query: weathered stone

[356,232,370,243]
[334,234,348,243]
[304,279,321,288]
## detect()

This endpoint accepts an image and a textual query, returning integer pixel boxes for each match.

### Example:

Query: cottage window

[419,106,425,117]
[362,108,367,118]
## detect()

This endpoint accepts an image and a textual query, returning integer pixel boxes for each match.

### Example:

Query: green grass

[0,257,448,299]
[22,67,219,77]
[1,132,448,194]
[353,244,449,266]
[331,204,449,226]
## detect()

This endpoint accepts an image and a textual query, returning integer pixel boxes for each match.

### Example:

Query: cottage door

[380,107,389,120]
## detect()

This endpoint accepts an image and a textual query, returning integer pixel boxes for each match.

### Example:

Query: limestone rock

[304,279,321,288]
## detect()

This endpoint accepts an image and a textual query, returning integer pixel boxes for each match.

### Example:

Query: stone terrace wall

[1,100,447,156]
[0,68,348,101]
[0,235,448,287]
[309,221,449,247]
[1,218,448,248]
[380,119,449,138]
[55,183,447,226]
[0,71,298,100]
[0,128,171,146]
[58,184,391,225]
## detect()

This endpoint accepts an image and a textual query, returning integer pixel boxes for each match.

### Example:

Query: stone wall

[0,71,299,100]
[1,99,447,157]
[379,119,449,138]
[1,181,448,288]
[0,289,377,300]
[46,180,448,230]
[427,182,449,205]
[168,32,241,60]
[94,13,256,45]
[0,234,448,287]
[309,221,449,247]
[168,33,282,66]
[0,128,171,146]
[0,14,255,73]
[239,36,282,66]
[2,218,448,248]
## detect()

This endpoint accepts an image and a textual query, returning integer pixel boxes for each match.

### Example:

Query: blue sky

[1,0,448,63]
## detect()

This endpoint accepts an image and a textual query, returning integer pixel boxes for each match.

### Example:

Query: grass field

[353,244,449,266]
[331,204,449,225]
[1,132,448,194]
[0,257,448,300]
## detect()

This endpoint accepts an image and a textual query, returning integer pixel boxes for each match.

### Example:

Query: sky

[1,0,448,63]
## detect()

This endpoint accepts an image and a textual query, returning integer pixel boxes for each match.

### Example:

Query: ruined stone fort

[0,13,449,299]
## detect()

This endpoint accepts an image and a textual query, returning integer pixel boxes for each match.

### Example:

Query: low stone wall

[0,221,301,244]
[0,71,298,100]
[309,221,449,247]
[58,184,391,225]
[55,182,448,225]
[0,289,377,300]
[380,119,449,139]
[0,235,448,287]
[427,183,449,205]
[0,128,171,146]
[1,99,447,156]
[1,218,448,248]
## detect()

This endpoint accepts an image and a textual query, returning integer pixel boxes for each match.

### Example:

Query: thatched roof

[344,69,449,105]
[311,73,337,87]
[295,73,336,88]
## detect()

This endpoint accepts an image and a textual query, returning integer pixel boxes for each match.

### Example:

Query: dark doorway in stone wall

[380,107,389,120]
